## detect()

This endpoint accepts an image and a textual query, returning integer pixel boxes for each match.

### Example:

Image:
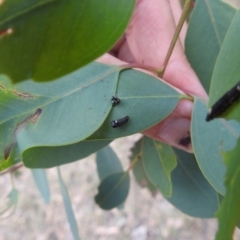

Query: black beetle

[111,96,120,106]
[111,116,129,128]
[206,81,240,121]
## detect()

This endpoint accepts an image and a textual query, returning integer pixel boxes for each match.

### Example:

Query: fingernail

[157,118,192,152]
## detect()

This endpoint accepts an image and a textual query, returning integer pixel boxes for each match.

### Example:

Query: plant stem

[127,153,141,171]
[181,94,194,101]
[158,0,193,78]
[0,163,23,176]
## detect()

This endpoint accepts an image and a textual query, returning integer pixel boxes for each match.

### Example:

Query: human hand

[98,0,207,152]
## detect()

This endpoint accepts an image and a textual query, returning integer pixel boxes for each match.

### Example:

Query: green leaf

[31,169,50,203]
[24,140,111,168]
[0,62,118,171]
[96,145,123,181]
[186,0,236,92]
[0,62,181,172]
[0,188,18,218]
[88,69,182,140]
[0,0,135,83]
[142,137,177,197]
[0,144,21,173]
[57,167,80,240]
[16,63,119,145]
[208,9,240,123]
[191,98,240,194]
[216,138,240,240]
[96,145,124,210]
[167,148,220,218]
[95,172,130,210]
[130,138,157,196]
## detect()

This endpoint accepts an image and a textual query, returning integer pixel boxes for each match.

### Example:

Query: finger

[126,0,207,98]
[117,41,135,63]
[98,53,194,152]
[142,99,193,153]
[97,53,126,65]
[110,34,126,56]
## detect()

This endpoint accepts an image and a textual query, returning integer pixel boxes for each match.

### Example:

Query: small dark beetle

[111,96,120,106]
[206,81,240,122]
[111,116,129,128]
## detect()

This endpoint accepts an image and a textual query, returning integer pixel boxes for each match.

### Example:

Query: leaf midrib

[0,66,120,125]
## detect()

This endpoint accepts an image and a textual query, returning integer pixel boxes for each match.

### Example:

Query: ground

[1,135,240,240]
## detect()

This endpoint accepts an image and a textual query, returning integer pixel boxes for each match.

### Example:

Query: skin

[98,0,207,153]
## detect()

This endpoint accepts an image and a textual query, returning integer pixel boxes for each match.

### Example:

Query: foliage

[0,0,135,83]
[215,138,240,240]
[1,0,240,239]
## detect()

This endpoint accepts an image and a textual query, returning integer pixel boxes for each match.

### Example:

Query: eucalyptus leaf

[24,140,111,168]
[191,98,240,194]
[0,61,181,172]
[186,0,236,92]
[0,144,21,173]
[130,138,157,196]
[0,188,18,218]
[167,148,220,218]
[89,69,182,140]
[0,0,135,83]
[142,137,177,198]
[208,9,240,123]
[31,169,50,203]
[0,62,119,172]
[216,138,240,240]
[96,145,123,181]
[57,168,80,240]
[96,145,124,209]
[95,172,130,210]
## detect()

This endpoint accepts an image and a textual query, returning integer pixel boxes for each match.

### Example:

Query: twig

[158,0,193,78]
[0,163,23,176]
